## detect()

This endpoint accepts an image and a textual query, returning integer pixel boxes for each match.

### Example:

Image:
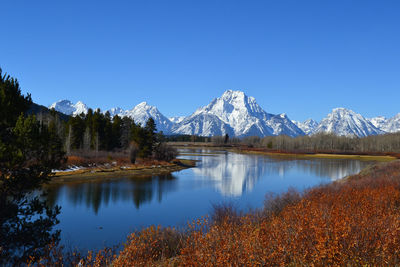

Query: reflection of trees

[189,150,373,196]
[46,174,178,213]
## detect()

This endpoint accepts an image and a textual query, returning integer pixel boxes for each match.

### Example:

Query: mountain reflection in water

[186,150,368,196]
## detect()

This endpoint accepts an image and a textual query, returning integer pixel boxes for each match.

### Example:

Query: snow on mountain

[115,102,174,133]
[169,116,186,124]
[367,116,387,130]
[181,90,303,137]
[172,113,234,136]
[49,100,88,116]
[107,107,125,117]
[191,90,272,136]
[314,108,384,137]
[368,114,400,133]
[266,113,305,137]
[293,119,319,135]
[49,100,174,133]
[381,113,400,133]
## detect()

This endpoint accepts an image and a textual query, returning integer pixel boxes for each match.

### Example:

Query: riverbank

[49,159,196,183]
[236,148,398,161]
[168,141,399,161]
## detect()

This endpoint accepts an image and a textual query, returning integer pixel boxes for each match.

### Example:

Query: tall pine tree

[0,68,64,264]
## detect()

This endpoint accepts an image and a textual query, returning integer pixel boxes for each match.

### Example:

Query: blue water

[46,149,374,250]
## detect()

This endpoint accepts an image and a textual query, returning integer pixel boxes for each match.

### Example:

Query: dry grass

[238,147,399,161]
[65,150,130,166]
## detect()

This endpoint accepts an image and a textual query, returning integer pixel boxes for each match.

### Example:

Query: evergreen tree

[104,111,113,150]
[67,114,85,149]
[145,117,157,152]
[131,123,149,158]
[111,115,122,149]
[224,133,229,144]
[120,117,134,149]
[0,68,32,128]
[0,69,64,264]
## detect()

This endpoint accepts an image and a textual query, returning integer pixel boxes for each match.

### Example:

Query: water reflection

[183,150,371,196]
[48,151,374,209]
[47,174,178,213]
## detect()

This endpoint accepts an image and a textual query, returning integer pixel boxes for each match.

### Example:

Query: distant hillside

[27,102,70,121]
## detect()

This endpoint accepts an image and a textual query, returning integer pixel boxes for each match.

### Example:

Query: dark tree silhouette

[0,68,64,264]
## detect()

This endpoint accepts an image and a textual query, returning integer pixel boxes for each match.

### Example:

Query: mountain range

[49,90,400,137]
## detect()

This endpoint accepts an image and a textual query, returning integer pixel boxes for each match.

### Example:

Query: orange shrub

[113,225,184,266]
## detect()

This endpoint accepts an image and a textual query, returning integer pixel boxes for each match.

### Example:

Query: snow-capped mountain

[110,102,174,133]
[172,113,234,136]
[49,100,88,116]
[314,108,384,137]
[175,90,304,137]
[265,113,305,136]
[49,100,174,133]
[368,114,400,133]
[383,113,400,133]
[293,119,319,135]
[107,107,125,117]
[367,116,387,130]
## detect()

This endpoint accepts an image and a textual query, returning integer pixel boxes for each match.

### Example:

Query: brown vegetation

[65,150,130,166]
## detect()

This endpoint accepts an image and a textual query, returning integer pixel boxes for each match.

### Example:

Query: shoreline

[49,159,196,184]
[168,142,399,161]
[235,149,398,161]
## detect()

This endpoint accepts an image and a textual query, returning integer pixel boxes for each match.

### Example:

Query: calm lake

[46,149,375,251]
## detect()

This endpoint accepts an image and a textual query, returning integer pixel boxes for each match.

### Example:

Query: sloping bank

[235,147,399,161]
[49,159,196,184]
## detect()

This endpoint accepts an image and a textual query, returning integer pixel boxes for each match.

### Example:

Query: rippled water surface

[47,149,375,250]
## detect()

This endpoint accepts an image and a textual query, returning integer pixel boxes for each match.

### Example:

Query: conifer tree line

[39,108,175,161]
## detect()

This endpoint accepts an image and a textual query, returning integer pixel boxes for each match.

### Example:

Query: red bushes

[259,178,400,265]
[113,226,184,266]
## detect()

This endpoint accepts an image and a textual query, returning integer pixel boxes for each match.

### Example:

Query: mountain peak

[331,107,353,114]
[304,118,318,124]
[49,99,88,116]
[136,101,150,108]
[51,99,72,106]
[293,119,318,135]
[315,107,383,137]
[221,89,245,98]
[188,90,303,137]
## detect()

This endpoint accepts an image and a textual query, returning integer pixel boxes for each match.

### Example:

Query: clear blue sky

[1,0,399,121]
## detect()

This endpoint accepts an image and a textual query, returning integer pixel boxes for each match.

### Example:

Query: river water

[46,148,375,251]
